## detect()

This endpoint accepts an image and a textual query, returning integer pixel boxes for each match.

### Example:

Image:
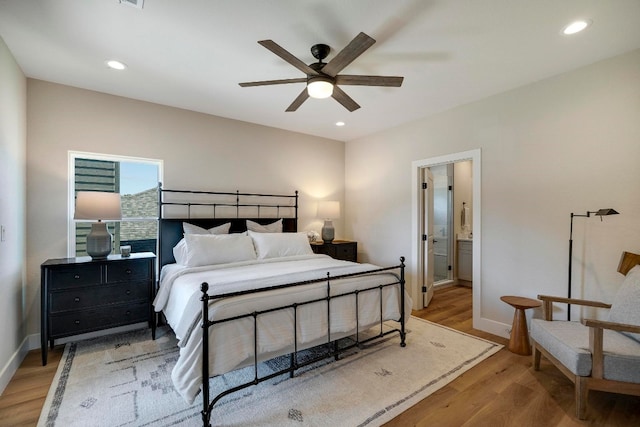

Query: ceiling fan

[239,32,404,112]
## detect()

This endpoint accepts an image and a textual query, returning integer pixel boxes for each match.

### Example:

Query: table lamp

[317,201,340,243]
[74,191,122,259]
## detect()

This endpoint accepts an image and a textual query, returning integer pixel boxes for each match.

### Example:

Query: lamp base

[86,222,113,260]
[321,220,335,243]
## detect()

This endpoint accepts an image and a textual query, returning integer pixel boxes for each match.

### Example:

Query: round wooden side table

[500,295,542,355]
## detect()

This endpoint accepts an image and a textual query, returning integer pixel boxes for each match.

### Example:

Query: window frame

[67,151,163,258]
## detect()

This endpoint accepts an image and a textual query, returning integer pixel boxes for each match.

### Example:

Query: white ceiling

[1,0,639,141]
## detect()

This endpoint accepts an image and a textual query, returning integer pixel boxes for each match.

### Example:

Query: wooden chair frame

[532,251,640,419]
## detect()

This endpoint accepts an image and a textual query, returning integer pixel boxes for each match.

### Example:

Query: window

[68,152,162,257]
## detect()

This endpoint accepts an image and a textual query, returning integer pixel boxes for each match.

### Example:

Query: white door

[421,168,435,307]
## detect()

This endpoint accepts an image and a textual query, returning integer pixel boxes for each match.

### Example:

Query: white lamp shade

[74,191,122,221]
[307,78,334,99]
[317,201,340,219]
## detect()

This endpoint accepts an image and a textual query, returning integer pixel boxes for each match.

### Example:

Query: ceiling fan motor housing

[311,44,330,61]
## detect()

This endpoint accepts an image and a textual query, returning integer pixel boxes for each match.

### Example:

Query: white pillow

[174,222,232,264]
[609,264,640,342]
[248,230,313,259]
[173,239,189,265]
[182,234,256,267]
[246,219,282,233]
[183,222,231,235]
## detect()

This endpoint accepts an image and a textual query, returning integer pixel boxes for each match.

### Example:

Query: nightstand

[40,252,156,365]
[311,240,357,262]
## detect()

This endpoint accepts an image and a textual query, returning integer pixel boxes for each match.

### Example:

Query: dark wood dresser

[40,252,156,365]
[311,240,358,262]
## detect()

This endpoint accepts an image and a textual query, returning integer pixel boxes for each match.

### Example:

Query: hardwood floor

[385,286,640,427]
[0,346,63,427]
[1,286,638,426]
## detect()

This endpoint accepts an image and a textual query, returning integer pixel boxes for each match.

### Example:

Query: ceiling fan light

[307,77,333,99]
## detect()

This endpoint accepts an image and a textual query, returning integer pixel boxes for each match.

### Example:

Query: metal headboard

[157,183,298,267]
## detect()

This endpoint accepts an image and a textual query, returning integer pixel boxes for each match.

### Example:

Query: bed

[153,185,412,426]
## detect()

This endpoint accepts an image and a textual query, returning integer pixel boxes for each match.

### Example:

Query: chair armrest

[537,295,611,308]
[581,317,640,379]
[537,295,611,321]
[582,318,640,334]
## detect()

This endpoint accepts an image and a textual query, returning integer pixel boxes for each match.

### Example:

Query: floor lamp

[567,208,619,320]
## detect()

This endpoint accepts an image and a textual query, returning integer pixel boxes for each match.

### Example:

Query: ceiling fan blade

[285,88,310,112]
[258,40,319,76]
[335,75,404,87]
[321,32,376,77]
[239,78,307,87]
[331,86,360,112]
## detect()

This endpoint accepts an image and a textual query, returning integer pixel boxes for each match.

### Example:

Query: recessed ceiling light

[335,121,345,127]
[562,19,591,35]
[106,60,127,70]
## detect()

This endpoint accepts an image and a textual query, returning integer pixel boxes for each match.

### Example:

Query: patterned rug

[38,317,502,427]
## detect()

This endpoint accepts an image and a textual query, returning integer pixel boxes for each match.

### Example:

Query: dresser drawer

[106,259,150,283]
[319,245,338,258]
[311,241,357,262]
[335,244,356,261]
[49,264,102,290]
[49,282,149,313]
[49,302,149,337]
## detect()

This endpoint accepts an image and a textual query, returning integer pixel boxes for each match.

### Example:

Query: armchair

[530,251,640,419]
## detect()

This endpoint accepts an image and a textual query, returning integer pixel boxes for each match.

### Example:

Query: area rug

[38,317,502,427]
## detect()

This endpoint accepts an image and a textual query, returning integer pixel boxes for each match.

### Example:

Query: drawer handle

[74,297,80,303]
[74,274,80,280]
[125,290,131,295]
[125,269,132,275]
[74,320,80,325]
[125,310,131,316]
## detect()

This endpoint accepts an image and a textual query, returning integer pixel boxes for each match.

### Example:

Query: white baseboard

[0,322,149,396]
[0,335,31,396]
[475,316,511,340]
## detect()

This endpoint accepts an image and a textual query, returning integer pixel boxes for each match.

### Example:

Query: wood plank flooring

[1,285,638,426]
[384,286,640,427]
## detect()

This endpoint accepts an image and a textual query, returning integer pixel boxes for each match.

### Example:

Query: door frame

[420,168,435,307]
[411,149,481,324]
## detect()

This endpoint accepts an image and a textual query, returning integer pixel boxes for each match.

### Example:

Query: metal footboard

[199,257,406,427]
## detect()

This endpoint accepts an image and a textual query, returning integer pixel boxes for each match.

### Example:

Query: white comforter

[153,254,411,403]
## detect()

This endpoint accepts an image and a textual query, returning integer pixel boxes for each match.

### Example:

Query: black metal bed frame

[157,185,406,427]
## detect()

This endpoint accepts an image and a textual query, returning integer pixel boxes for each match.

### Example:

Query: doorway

[411,150,481,328]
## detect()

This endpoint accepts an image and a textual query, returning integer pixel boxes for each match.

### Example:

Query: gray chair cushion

[531,319,640,383]
[608,265,640,343]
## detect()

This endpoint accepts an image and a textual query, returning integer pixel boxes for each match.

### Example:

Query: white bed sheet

[153,254,412,403]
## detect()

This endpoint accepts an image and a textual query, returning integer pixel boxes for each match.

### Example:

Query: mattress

[154,254,411,402]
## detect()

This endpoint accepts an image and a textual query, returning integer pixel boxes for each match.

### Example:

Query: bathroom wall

[454,161,473,238]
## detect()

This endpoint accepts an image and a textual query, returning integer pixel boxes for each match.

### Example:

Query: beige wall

[453,161,472,238]
[345,49,640,336]
[0,36,27,391]
[25,80,345,337]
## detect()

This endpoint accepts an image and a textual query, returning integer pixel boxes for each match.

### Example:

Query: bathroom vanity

[457,238,473,283]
